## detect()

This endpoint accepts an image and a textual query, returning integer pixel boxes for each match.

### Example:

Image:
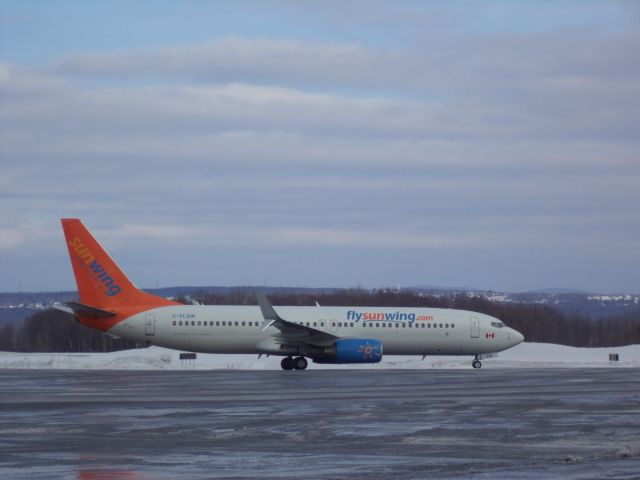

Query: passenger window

[179,321,183,326]
[172,321,176,326]
[408,323,412,328]
[338,322,342,327]
[452,323,455,328]
[197,321,201,326]
[216,321,220,326]
[241,322,245,327]
[191,321,195,326]
[375,323,379,328]
[235,321,239,326]
[321,322,325,327]
[427,323,431,328]
[332,322,336,327]
[439,323,443,328]
[313,322,317,327]
[382,323,386,328]
[445,323,449,328]
[222,321,226,326]
[350,322,354,327]
[402,323,406,328]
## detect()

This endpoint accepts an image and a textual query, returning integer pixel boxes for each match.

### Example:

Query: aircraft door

[470,317,479,338]
[145,313,156,336]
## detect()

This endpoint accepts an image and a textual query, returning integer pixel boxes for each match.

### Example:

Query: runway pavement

[1,368,639,479]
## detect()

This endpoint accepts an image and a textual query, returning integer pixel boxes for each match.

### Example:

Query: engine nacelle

[313,338,383,364]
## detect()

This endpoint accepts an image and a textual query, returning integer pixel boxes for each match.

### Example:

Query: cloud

[96,224,192,241]
[6,29,627,149]
[49,37,396,88]
[0,224,58,252]
[90,223,493,250]
[0,228,22,249]
[1,22,639,291]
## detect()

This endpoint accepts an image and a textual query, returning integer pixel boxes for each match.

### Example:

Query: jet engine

[313,338,382,364]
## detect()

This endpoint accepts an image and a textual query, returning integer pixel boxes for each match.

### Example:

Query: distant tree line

[0,289,638,352]
[0,309,143,352]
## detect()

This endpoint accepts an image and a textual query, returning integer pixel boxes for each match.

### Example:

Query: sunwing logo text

[346,310,433,324]
[69,237,122,297]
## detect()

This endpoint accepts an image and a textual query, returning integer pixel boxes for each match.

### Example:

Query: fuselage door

[470,316,479,338]
[145,313,156,336]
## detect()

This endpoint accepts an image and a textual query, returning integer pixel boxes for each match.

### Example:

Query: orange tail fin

[61,219,177,309]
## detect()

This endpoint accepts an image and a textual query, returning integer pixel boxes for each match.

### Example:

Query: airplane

[59,218,524,370]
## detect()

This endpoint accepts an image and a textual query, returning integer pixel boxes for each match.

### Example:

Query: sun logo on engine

[359,343,375,360]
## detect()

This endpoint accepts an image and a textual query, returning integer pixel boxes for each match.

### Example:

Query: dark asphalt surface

[1,368,639,479]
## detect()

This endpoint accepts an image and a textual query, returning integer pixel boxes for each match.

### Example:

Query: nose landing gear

[280,356,308,370]
[472,355,482,369]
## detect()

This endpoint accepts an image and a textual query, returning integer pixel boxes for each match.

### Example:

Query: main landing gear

[472,355,482,369]
[281,356,308,371]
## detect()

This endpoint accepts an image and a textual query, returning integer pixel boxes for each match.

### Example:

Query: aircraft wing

[257,290,339,347]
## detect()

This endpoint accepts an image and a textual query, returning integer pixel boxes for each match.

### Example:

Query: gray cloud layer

[1,28,639,292]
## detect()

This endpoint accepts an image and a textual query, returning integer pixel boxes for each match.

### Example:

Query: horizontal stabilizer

[65,301,116,318]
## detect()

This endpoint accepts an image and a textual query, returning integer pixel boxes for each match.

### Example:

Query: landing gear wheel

[472,360,482,369]
[281,357,294,370]
[293,357,308,370]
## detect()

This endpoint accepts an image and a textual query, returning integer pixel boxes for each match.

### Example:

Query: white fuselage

[109,305,523,357]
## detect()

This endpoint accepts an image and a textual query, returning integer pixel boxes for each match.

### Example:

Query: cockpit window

[491,321,505,328]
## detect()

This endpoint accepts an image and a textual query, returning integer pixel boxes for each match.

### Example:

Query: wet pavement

[1,368,639,479]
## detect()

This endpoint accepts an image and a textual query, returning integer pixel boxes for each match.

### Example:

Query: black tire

[294,357,308,370]
[472,360,482,369]
[281,357,294,370]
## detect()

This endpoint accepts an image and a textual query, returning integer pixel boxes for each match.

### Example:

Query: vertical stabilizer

[61,219,176,309]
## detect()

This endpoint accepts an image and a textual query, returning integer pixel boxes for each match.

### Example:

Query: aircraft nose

[512,330,524,346]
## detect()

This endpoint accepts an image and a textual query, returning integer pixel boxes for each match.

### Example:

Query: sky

[1,1,639,294]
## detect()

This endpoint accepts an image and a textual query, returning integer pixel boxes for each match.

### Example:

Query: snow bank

[0,343,638,370]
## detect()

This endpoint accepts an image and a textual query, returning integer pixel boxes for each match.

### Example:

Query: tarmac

[1,368,639,479]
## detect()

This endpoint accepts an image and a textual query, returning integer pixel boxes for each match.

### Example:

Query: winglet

[256,290,280,321]
[256,290,280,330]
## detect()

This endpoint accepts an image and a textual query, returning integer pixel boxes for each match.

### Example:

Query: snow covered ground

[0,342,638,370]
